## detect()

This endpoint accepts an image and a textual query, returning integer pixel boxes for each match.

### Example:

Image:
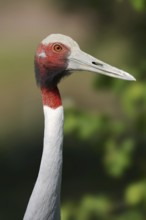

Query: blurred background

[0,0,146,219]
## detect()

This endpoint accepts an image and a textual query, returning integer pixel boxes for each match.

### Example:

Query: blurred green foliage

[129,0,146,11]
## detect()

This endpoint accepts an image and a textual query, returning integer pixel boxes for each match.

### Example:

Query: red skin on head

[35,42,70,109]
[35,42,70,78]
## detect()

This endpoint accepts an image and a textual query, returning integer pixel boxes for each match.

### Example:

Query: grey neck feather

[23,106,64,220]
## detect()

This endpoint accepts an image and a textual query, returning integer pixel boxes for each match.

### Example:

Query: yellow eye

[53,44,63,52]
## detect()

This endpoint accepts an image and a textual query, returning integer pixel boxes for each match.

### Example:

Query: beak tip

[123,72,136,81]
[128,75,136,81]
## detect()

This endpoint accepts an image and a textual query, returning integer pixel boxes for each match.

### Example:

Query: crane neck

[41,86,62,108]
[24,86,63,220]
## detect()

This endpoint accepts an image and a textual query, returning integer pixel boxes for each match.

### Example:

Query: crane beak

[68,49,136,81]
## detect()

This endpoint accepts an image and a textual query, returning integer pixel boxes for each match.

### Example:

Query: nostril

[92,61,103,67]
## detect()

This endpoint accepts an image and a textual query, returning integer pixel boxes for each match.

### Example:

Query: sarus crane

[23,34,135,220]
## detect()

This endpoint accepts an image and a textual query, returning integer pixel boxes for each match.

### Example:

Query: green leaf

[130,0,145,11]
[125,181,146,205]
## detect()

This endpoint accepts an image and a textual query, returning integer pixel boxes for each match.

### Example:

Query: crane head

[35,34,135,88]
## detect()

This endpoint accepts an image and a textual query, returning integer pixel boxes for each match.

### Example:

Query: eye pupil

[54,44,62,52]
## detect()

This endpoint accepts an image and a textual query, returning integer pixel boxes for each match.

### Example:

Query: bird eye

[53,44,63,52]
